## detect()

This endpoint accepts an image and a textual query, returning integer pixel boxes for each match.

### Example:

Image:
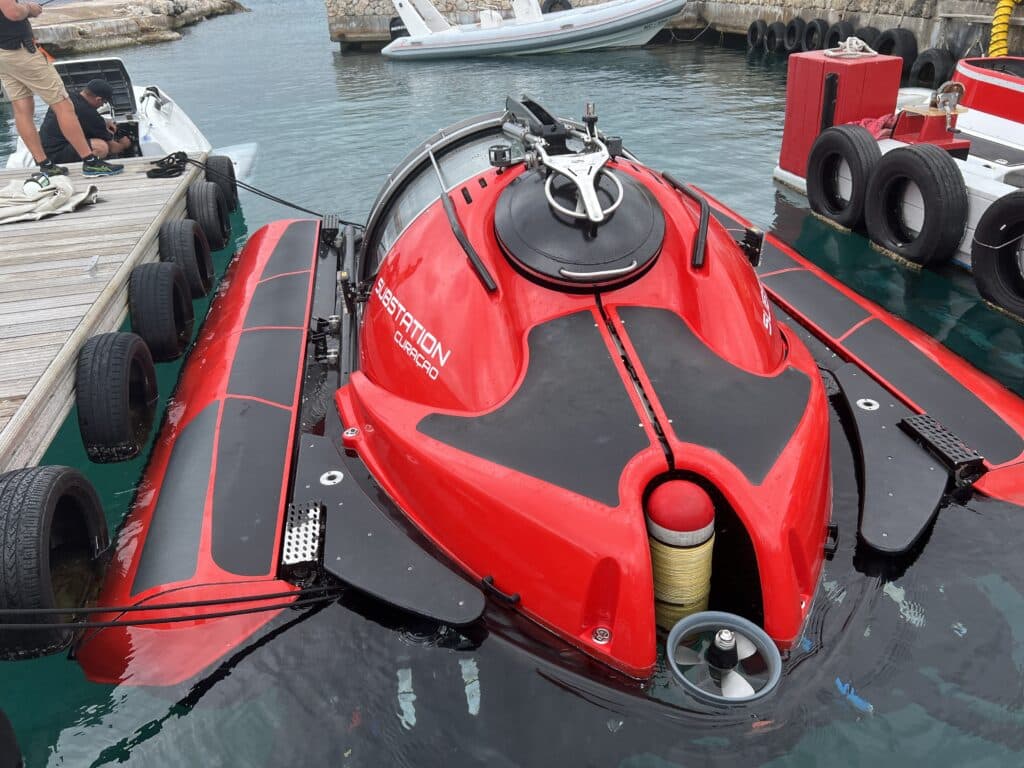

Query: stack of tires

[0,156,239,661]
[805,128,1024,319]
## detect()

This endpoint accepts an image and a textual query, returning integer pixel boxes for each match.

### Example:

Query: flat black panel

[295,437,485,626]
[620,307,810,483]
[261,220,318,280]
[132,403,218,595]
[833,364,947,553]
[845,322,1024,465]
[756,241,801,275]
[771,301,840,367]
[228,329,304,406]
[244,272,312,329]
[212,399,293,576]
[418,311,649,506]
[761,269,870,338]
[965,132,1024,166]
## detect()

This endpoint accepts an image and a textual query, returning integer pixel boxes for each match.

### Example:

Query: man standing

[0,0,123,176]
[40,79,132,163]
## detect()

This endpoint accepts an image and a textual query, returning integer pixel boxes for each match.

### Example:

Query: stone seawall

[30,0,248,55]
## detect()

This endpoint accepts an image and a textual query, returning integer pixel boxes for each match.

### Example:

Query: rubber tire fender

[807,125,882,230]
[76,332,158,462]
[159,218,212,299]
[764,21,787,53]
[205,154,238,212]
[541,0,571,12]
[801,18,830,51]
[854,26,880,47]
[129,261,194,362]
[875,28,918,81]
[825,20,855,48]
[186,180,230,251]
[971,190,1024,319]
[864,143,968,267]
[909,48,955,88]
[0,465,109,660]
[783,18,806,53]
[747,19,767,49]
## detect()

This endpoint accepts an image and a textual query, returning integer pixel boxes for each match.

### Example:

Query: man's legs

[10,95,46,163]
[48,97,94,159]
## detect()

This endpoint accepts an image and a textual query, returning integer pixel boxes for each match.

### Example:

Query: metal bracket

[899,413,986,487]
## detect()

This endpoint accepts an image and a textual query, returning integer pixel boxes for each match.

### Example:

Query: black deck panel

[212,398,293,576]
[261,220,319,280]
[619,307,810,484]
[244,272,312,330]
[845,321,1024,465]
[418,311,650,507]
[131,403,218,596]
[833,363,947,553]
[227,329,304,406]
[965,132,1024,167]
[761,268,870,338]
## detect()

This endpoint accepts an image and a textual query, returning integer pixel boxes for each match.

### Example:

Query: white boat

[4,57,256,181]
[381,0,685,59]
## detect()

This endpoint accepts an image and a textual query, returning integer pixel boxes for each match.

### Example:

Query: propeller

[672,628,764,700]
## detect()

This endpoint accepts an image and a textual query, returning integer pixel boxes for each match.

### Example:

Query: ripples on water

[2,0,1024,764]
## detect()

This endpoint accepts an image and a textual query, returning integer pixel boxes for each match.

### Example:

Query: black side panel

[132,403,218,596]
[418,311,649,506]
[261,220,319,280]
[761,269,869,338]
[845,322,1024,465]
[619,307,810,484]
[227,329,304,406]
[965,133,1024,166]
[244,273,312,329]
[833,363,947,553]
[211,399,292,576]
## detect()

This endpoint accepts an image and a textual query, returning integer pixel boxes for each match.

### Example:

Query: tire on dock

[747,20,767,49]
[971,190,1024,319]
[76,332,158,463]
[129,262,195,362]
[784,18,806,53]
[159,218,213,299]
[0,465,109,660]
[187,180,231,251]
[875,28,918,82]
[825,21,855,48]
[909,48,955,89]
[764,21,787,53]
[864,143,967,267]
[807,125,881,230]
[205,154,239,213]
[801,18,830,51]
[854,26,880,47]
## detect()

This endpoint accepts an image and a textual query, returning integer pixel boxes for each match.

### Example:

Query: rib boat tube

[69,97,1024,695]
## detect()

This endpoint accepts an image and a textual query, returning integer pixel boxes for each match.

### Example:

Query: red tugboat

[3,97,1024,706]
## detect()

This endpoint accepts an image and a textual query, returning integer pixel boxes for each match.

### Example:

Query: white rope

[824,37,879,57]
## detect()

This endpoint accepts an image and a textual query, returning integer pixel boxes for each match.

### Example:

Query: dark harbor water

[2,1,1024,765]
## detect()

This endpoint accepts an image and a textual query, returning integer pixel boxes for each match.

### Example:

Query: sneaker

[37,159,68,176]
[82,157,124,177]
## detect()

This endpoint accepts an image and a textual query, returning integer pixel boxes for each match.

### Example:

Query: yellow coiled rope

[650,534,714,629]
[988,0,1022,57]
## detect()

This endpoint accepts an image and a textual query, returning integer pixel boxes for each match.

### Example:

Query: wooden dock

[0,154,205,474]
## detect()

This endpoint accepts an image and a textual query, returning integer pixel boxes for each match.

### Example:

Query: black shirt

[39,92,109,155]
[0,9,32,50]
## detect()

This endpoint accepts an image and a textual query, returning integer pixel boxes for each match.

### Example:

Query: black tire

[875,28,918,82]
[825,20,855,48]
[747,20,767,49]
[864,144,968,267]
[854,26,880,47]
[971,190,1024,319]
[807,125,882,230]
[76,332,158,462]
[0,466,109,659]
[159,218,213,299]
[784,18,806,53]
[205,155,238,213]
[129,262,194,362]
[541,0,571,12]
[186,180,230,251]
[909,48,955,88]
[764,21,787,53]
[801,18,830,51]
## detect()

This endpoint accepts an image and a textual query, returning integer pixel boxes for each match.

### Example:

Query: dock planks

[0,154,205,473]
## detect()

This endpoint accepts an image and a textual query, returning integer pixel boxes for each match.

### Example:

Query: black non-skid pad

[418,311,649,507]
[832,363,947,553]
[244,272,312,329]
[760,269,870,338]
[296,436,485,626]
[618,307,810,483]
[227,329,304,406]
[844,322,1024,465]
[260,220,319,280]
[211,398,293,576]
[131,402,218,596]
[966,132,1024,166]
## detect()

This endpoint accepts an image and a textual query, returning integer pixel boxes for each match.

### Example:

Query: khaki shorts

[0,46,67,104]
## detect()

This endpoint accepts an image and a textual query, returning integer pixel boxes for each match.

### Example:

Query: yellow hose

[989,0,1022,57]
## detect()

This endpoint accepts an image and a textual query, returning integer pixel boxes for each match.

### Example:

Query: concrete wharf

[0,154,205,474]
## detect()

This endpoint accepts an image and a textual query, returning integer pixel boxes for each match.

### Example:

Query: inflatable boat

[3,97,1024,706]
